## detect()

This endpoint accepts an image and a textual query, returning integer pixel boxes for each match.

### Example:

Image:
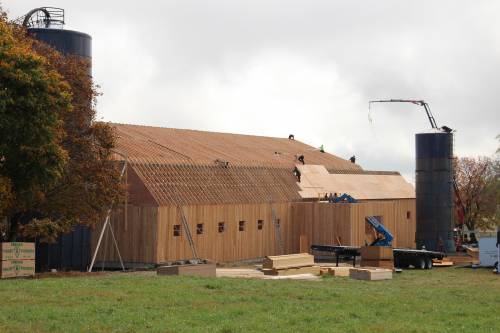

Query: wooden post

[299,234,308,253]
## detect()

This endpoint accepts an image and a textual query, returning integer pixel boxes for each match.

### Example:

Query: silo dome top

[21,7,65,29]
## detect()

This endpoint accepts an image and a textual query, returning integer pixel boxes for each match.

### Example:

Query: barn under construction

[91,123,416,267]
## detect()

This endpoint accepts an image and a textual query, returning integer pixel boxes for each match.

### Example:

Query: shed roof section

[111,123,361,171]
[297,165,415,200]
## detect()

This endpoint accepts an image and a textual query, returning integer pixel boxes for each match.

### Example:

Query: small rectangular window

[239,221,246,231]
[276,219,280,226]
[173,224,181,237]
[406,211,411,219]
[196,223,204,235]
[257,220,264,230]
[218,222,225,233]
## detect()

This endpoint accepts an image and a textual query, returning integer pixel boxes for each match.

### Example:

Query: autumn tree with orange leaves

[0,9,122,242]
[454,148,499,232]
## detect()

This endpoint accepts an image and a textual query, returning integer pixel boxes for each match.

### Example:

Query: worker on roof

[293,166,301,182]
[319,145,325,153]
[349,155,356,163]
[298,155,305,164]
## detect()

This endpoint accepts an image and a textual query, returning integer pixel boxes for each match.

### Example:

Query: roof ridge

[107,121,296,142]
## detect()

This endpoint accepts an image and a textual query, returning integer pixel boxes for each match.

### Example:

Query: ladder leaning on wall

[178,205,199,260]
[271,206,284,255]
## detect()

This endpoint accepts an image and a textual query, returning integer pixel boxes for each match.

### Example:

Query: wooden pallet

[349,268,392,281]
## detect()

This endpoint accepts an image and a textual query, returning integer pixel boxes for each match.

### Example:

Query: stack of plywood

[1,242,35,279]
[350,267,393,281]
[360,246,394,269]
[262,253,320,276]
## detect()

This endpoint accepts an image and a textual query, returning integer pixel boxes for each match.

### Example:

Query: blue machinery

[365,216,394,247]
[331,193,357,203]
[330,194,393,246]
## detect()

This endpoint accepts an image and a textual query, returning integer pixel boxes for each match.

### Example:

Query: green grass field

[0,267,499,333]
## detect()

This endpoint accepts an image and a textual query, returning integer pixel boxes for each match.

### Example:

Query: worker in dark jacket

[293,167,301,182]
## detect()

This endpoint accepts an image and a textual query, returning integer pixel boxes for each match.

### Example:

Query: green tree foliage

[0,9,122,242]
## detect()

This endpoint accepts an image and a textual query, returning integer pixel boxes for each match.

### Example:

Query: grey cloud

[4,0,499,183]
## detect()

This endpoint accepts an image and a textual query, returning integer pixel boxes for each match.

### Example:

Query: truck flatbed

[310,244,445,269]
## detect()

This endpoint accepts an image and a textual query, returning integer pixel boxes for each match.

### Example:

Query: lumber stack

[326,266,352,277]
[445,254,479,265]
[349,267,393,281]
[360,246,394,269]
[1,242,35,279]
[157,260,216,277]
[262,253,319,276]
[432,259,454,267]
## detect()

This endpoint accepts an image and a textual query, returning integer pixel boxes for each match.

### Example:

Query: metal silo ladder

[271,206,284,254]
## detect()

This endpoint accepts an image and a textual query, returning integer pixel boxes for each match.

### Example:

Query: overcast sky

[3,1,499,182]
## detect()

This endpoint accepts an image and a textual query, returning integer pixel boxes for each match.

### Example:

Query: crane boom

[369,99,439,129]
[365,216,393,246]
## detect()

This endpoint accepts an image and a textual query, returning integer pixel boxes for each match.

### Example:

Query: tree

[1,9,122,243]
[455,156,499,232]
[0,14,71,239]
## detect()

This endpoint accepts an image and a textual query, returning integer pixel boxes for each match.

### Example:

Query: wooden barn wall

[93,199,415,265]
[289,202,352,252]
[291,199,416,250]
[156,203,293,263]
[349,199,416,248]
[393,199,416,248]
[90,205,158,264]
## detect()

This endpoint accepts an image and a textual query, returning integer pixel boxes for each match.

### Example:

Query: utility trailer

[310,244,445,269]
[393,248,445,269]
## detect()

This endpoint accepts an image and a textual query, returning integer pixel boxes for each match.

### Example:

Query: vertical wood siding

[94,199,415,264]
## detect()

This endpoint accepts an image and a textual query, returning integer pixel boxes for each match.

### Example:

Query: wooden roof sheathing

[297,165,415,200]
[111,123,362,170]
[110,123,365,205]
